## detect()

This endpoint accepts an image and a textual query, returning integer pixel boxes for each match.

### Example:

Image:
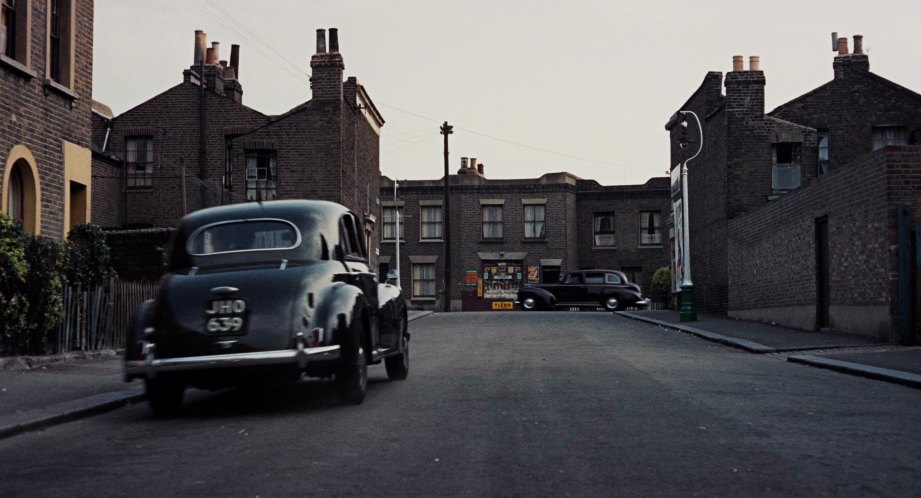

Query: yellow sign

[492,301,513,310]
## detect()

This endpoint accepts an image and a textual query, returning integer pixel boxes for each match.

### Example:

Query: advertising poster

[528,266,539,283]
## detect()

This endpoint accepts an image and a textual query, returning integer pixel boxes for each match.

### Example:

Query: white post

[394,180,401,288]
[678,110,702,288]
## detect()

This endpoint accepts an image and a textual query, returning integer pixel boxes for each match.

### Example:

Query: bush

[21,236,67,354]
[651,266,672,304]
[0,214,28,353]
[67,224,116,287]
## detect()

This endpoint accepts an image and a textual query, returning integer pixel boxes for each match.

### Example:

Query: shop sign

[492,301,513,310]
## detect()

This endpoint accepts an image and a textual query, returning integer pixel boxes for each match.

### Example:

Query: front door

[815,216,830,329]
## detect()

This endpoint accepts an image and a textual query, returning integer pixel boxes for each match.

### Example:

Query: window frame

[46,0,72,87]
[523,204,545,240]
[593,212,616,247]
[817,129,829,176]
[872,126,908,151]
[420,205,442,241]
[245,149,277,201]
[412,262,436,299]
[771,142,802,193]
[381,205,404,241]
[1,0,29,67]
[125,136,154,189]
[639,210,662,247]
[482,205,503,240]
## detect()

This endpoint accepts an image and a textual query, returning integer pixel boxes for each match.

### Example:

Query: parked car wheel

[335,322,368,405]
[145,378,185,416]
[521,297,538,311]
[385,313,409,381]
[603,296,622,311]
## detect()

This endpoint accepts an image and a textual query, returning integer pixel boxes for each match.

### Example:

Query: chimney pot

[469,157,476,169]
[316,29,327,53]
[461,157,468,169]
[211,42,220,63]
[329,28,339,52]
[853,35,863,54]
[205,47,217,65]
[477,163,484,175]
[837,37,849,55]
[230,44,240,78]
[831,32,838,51]
[732,55,744,72]
[194,30,206,65]
[749,55,761,71]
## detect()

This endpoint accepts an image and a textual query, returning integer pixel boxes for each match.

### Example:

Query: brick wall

[726,147,921,340]
[0,0,94,239]
[105,228,174,282]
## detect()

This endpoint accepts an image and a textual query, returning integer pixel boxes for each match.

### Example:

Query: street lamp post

[677,110,702,322]
[394,179,401,289]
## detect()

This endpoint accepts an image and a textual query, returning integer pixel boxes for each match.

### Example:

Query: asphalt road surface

[1,312,920,497]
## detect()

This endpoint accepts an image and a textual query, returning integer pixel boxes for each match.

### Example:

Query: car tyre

[521,297,538,311]
[385,313,409,381]
[603,296,623,312]
[335,320,367,405]
[145,378,185,417]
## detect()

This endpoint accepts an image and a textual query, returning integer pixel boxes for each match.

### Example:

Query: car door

[582,272,606,304]
[555,272,584,304]
[339,213,384,348]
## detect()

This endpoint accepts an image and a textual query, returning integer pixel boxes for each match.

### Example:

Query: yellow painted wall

[63,141,92,237]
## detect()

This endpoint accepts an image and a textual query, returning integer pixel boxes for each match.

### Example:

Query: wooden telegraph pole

[440,121,453,312]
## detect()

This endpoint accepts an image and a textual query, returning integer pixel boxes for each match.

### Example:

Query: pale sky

[94,0,921,187]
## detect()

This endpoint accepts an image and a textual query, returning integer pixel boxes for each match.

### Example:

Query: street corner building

[666,33,921,343]
[378,161,671,312]
[91,27,384,280]
[2,0,94,239]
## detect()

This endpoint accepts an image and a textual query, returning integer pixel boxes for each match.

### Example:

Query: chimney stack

[329,28,339,52]
[749,56,761,71]
[316,29,327,53]
[732,55,744,72]
[230,44,240,78]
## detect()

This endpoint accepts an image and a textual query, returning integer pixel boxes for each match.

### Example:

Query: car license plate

[204,299,248,335]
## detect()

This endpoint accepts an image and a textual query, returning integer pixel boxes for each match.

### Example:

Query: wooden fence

[54,280,158,353]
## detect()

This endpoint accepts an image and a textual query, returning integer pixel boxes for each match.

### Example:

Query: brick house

[379,159,670,311]
[2,0,94,239]
[92,28,384,278]
[667,35,921,342]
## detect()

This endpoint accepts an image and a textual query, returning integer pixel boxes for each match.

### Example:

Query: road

[1,312,921,497]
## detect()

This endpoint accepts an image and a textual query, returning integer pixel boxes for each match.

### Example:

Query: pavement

[2,308,919,440]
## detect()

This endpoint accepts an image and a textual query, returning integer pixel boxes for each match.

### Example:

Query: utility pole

[394,179,400,288]
[440,121,453,313]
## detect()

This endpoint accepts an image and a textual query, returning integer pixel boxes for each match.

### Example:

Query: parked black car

[515,269,649,311]
[125,200,409,414]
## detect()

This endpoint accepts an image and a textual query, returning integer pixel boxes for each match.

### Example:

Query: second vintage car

[515,269,650,311]
[124,200,409,415]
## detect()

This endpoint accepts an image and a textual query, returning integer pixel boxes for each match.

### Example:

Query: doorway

[815,216,830,329]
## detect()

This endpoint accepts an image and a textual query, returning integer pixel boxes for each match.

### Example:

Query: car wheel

[385,313,409,381]
[335,321,367,405]
[603,296,622,311]
[521,297,538,311]
[145,378,185,417]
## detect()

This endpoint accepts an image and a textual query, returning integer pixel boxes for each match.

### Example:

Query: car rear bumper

[634,298,651,307]
[125,342,341,380]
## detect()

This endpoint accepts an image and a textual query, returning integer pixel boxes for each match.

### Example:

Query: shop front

[461,253,564,311]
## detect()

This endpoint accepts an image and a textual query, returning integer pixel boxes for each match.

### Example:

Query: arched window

[3,155,39,234]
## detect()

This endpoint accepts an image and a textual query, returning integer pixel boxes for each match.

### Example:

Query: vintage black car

[125,200,409,414]
[515,269,649,311]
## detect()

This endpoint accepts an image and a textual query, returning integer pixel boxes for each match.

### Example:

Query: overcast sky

[94,0,921,186]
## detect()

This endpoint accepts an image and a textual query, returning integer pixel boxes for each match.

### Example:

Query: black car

[124,200,409,414]
[515,269,649,311]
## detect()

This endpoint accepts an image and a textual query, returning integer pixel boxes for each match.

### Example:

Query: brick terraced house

[92,28,384,276]
[379,160,670,311]
[2,0,94,238]
[666,34,921,343]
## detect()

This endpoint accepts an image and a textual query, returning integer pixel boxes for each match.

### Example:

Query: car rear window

[187,219,301,255]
